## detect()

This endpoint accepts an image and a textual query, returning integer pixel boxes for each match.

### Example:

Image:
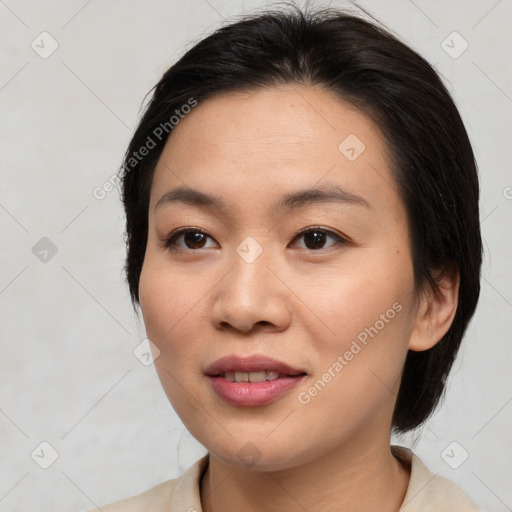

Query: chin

[204,438,314,473]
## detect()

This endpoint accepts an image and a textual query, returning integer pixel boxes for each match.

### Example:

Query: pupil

[185,232,206,249]
[305,231,325,249]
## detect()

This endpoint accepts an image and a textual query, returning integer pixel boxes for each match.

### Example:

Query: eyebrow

[154,183,372,214]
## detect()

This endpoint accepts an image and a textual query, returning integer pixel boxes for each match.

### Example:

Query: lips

[205,355,306,378]
[205,355,307,406]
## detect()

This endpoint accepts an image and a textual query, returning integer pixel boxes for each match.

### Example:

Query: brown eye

[292,228,347,250]
[182,231,208,249]
[164,229,216,250]
[303,230,327,249]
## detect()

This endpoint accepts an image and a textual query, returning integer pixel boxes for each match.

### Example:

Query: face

[139,84,421,471]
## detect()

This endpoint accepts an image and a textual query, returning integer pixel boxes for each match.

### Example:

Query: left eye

[164,228,216,250]
[291,228,347,250]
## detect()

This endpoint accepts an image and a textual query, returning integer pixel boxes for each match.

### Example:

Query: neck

[200,434,410,512]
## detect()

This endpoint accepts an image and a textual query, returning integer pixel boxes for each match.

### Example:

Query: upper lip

[205,355,306,376]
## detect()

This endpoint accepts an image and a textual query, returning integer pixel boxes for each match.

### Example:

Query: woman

[89,4,482,511]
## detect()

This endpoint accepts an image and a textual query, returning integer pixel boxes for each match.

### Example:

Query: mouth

[205,355,307,406]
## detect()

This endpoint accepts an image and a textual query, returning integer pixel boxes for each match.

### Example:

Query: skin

[138,84,459,512]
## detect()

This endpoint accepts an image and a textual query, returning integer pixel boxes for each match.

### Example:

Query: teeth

[224,372,236,382]
[223,370,282,383]
[235,371,249,382]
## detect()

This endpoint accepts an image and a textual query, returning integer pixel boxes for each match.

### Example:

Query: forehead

[150,84,399,217]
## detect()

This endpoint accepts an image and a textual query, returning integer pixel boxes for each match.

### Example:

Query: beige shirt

[88,445,479,511]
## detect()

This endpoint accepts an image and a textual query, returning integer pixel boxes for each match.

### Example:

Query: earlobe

[408,266,460,352]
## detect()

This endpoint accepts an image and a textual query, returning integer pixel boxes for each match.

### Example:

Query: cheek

[306,249,412,336]
[292,276,413,445]
[311,287,410,395]
[303,246,415,387]
[138,259,203,359]
[138,259,209,416]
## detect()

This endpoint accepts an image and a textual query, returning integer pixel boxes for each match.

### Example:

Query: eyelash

[162,226,351,252]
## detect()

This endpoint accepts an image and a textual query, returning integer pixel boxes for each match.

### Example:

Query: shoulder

[85,478,179,512]
[392,445,480,512]
[84,453,209,512]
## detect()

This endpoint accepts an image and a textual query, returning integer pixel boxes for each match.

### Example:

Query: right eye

[163,228,218,250]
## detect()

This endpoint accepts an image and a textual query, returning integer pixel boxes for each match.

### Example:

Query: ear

[408,265,460,352]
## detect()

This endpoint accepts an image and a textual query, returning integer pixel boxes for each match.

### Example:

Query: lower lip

[208,375,306,406]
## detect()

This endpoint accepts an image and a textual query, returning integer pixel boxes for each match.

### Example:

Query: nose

[210,247,293,335]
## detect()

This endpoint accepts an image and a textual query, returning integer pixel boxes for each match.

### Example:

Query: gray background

[0,0,510,510]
